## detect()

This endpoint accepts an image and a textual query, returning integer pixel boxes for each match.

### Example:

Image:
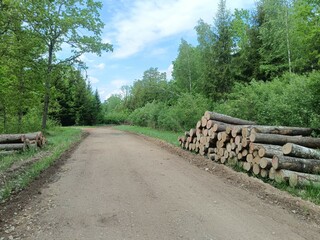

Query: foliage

[0,127,83,202]
[114,125,181,146]
[215,72,320,129]
[127,93,209,132]
[0,0,111,133]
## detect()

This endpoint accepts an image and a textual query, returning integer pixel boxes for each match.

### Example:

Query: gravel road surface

[1,127,320,240]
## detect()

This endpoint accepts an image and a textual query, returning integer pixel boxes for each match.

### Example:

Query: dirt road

[1,127,320,240]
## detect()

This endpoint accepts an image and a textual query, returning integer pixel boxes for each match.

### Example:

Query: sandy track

[1,127,320,240]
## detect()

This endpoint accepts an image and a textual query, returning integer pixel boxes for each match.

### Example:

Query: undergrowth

[0,127,83,203]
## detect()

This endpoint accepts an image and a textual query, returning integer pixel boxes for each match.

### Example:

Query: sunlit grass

[0,127,83,202]
[114,125,181,146]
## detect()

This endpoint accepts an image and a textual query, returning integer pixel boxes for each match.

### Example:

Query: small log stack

[0,131,46,156]
[178,111,320,188]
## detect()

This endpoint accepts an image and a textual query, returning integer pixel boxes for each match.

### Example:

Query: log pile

[0,132,46,156]
[178,111,320,188]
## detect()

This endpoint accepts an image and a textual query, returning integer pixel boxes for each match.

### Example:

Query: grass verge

[0,127,83,203]
[114,125,181,146]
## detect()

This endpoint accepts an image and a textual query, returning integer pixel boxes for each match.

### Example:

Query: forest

[0,0,319,134]
[104,0,320,132]
[0,0,112,133]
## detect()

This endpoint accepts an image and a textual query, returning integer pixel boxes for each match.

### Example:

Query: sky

[80,0,256,101]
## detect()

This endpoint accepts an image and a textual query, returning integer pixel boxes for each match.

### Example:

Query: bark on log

[282,143,320,159]
[289,172,320,188]
[249,143,283,158]
[25,131,42,141]
[212,123,227,133]
[272,155,320,174]
[0,134,25,144]
[0,143,26,151]
[250,126,312,136]
[250,133,320,148]
[204,111,256,125]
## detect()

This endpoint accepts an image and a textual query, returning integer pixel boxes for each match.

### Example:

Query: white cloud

[88,76,100,84]
[95,63,105,70]
[105,0,255,59]
[166,64,174,80]
[111,79,129,88]
[78,54,95,63]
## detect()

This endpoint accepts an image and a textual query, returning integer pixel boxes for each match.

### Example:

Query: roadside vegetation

[115,125,181,146]
[0,0,319,205]
[0,127,83,202]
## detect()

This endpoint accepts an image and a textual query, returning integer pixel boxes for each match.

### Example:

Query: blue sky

[80,0,256,101]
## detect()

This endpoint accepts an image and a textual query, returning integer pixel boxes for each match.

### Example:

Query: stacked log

[178,111,320,188]
[0,132,46,156]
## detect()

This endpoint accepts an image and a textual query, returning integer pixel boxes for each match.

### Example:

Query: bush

[129,101,166,128]
[128,93,210,132]
[104,111,129,124]
[215,72,320,128]
[158,93,210,131]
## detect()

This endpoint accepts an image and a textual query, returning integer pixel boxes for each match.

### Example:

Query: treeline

[103,0,320,132]
[0,0,111,134]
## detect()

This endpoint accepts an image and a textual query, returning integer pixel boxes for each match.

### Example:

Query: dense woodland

[104,0,320,132]
[0,0,112,133]
[0,0,319,134]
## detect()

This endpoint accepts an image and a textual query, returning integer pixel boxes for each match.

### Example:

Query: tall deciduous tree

[20,0,112,129]
[172,39,200,93]
[258,0,294,78]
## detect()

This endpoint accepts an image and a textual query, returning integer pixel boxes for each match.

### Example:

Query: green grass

[114,125,182,146]
[0,127,83,202]
[271,181,320,205]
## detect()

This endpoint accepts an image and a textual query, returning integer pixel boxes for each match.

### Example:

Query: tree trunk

[0,134,25,144]
[250,133,320,148]
[272,155,320,174]
[0,143,26,151]
[24,131,43,141]
[206,120,214,129]
[260,169,269,178]
[274,169,291,183]
[269,167,276,180]
[204,111,255,125]
[259,157,272,169]
[282,143,320,159]
[243,162,252,172]
[189,129,196,137]
[201,116,207,128]
[253,163,260,175]
[249,143,283,158]
[250,126,312,136]
[42,41,54,130]
[289,172,320,188]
